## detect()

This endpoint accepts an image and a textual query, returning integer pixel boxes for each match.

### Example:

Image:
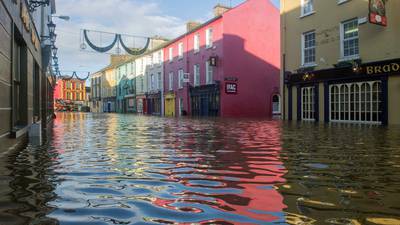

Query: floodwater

[1,113,400,225]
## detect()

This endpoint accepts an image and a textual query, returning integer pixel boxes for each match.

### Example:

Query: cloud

[55,0,186,75]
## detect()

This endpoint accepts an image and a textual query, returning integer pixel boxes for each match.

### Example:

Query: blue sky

[55,0,279,77]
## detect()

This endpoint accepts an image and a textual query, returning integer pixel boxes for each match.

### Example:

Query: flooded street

[1,113,400,225]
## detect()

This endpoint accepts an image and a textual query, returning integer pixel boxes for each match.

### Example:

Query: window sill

[338,0,350,5]
[300,11,315,19]
[300,63,318,68]
[10,125,29,139]
[338,55,360,62]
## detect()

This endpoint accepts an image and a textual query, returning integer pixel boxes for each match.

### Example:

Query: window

[150,74,155,90]
[330,81,382,124]
[206,28,213,48]
[169,47,173,62]
[178,42,183,59]
[272,95,281,115]
[158,51,162,65]
[301,0,314,16]
[12,37,27,127]
[178,69,184,89]
[206,61,214,84]
[302,31,316,66]
[301,87,315,121]
[158,72,162,90]
[140,78,144,92]
[194,64,200,86]
[169,72,174,90]
[179,98,183,116]
[194,34,200,52]
[66,81,71,89]
[341,19,359,59]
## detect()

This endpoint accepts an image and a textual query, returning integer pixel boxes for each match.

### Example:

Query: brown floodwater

[0,112,399,225]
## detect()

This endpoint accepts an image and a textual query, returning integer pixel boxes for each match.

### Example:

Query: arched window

[329,81,381,124]
[272,94,281,115]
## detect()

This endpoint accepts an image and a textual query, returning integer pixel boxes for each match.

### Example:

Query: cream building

[281,0,400,125]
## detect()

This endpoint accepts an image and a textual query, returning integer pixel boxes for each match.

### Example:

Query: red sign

[225,83,237,94]
[369,0,387,26]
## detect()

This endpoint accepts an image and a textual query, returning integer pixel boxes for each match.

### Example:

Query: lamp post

[28,0,50,12]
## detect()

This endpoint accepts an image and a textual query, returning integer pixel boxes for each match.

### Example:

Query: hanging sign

[369,0,387,26]
[209,56,218,67]
[225,83,238,94]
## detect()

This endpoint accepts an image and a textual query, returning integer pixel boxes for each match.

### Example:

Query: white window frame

[206,61,213,84]
[301,30,316,67]
[169,47,173,62]
[169,72,173,91]
[178,69,184,89]
[301,0,314,17]
[301,86,315,121]
[178,42,184,59]
[340,18,359,60]
[329,81,382,124]
[194,64,200,86]
[206,28,213,48]
[194,34,200,52]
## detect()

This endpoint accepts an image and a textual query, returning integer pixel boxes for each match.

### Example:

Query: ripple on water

[1,113,400,225]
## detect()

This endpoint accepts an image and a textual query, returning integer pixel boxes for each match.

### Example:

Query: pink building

[163,0,280,117]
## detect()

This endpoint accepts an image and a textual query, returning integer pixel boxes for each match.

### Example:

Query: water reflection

[279,123,400,225]
[1,113,400,225]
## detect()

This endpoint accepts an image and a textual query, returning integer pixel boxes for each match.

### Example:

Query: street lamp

[52,46,58,56]
[28,0,50,12]
[48,21,56,35]
[53,56,58,64]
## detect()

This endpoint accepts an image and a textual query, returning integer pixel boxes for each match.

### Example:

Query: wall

[163,17,224,115]
[222,0,280,117]
[281,0,400,73]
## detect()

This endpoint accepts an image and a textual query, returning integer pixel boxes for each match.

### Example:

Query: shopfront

[136,95,147,114]
[147,92,161,116]
[190,84,220,117]
[164,93,176,117]
[125,95,136,113]
[285,58,400,125]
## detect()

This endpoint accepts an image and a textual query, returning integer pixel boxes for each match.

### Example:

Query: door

[200,97,209,116]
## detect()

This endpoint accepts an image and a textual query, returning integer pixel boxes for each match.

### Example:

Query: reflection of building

[90,71,102,113]
[163,0,280,117]
[0,0,57,148]
[54,78,86,111]
[281,0,400,125]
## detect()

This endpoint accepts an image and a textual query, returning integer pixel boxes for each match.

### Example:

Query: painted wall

[281,0,400,73]
[221,0,280,117]
[163,17,224,116]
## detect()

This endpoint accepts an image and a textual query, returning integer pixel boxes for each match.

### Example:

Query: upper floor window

[301,0,314,17]
[206,61,214,84]
[158,51,162,64]
[341,18,359,59]
[169,47,173,62]
[178,42,184,59]
[194,34,200,52]
[150,74,155,90]
[194,64,200,86]
[206,28,213,48]
[169,72,173,90]
[178,69,184,89]
[302,31,316,66]
[158,72,162,90]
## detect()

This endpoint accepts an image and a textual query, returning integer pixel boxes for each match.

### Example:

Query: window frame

[194,64,200,86]
[178,69,184,89]
[194,34,200,53]
[169,47,173,62]
[301,30,316,67]
[301,86,316,121]
[206,61,213,84]
[301,0,314,17]
[206,28,213,49]
[340,18,360,60]
[169,72,174,91]
[178,42,184,59]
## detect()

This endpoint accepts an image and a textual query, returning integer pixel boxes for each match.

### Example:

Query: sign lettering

[225,83,237,94]
[366,63,400,75]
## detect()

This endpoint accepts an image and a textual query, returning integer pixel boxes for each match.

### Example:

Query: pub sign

[369,0,387,26]
[209,56,218,67]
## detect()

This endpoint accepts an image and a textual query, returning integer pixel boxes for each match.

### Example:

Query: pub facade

[281,0,400,125]
[0,0,57,151]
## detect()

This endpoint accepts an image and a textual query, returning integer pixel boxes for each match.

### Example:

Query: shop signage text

[225,83,238,94]
[20,1,40,50]
[366,63,400,75]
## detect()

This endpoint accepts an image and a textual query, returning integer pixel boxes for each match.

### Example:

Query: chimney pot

[213,4,231,17]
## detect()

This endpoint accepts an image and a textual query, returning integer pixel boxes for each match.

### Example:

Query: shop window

[301,87,315,121]
[330,81,381,124]
[12,33,27,127]
[272,95,281,115]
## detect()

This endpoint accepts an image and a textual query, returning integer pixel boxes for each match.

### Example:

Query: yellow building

[281,0,400,125]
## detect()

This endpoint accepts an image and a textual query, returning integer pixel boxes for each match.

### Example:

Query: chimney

[110,55,131,65]
[186,21,201,32]
[213,4,231,17]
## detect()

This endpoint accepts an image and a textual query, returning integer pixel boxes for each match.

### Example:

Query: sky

[55,0,280,77]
